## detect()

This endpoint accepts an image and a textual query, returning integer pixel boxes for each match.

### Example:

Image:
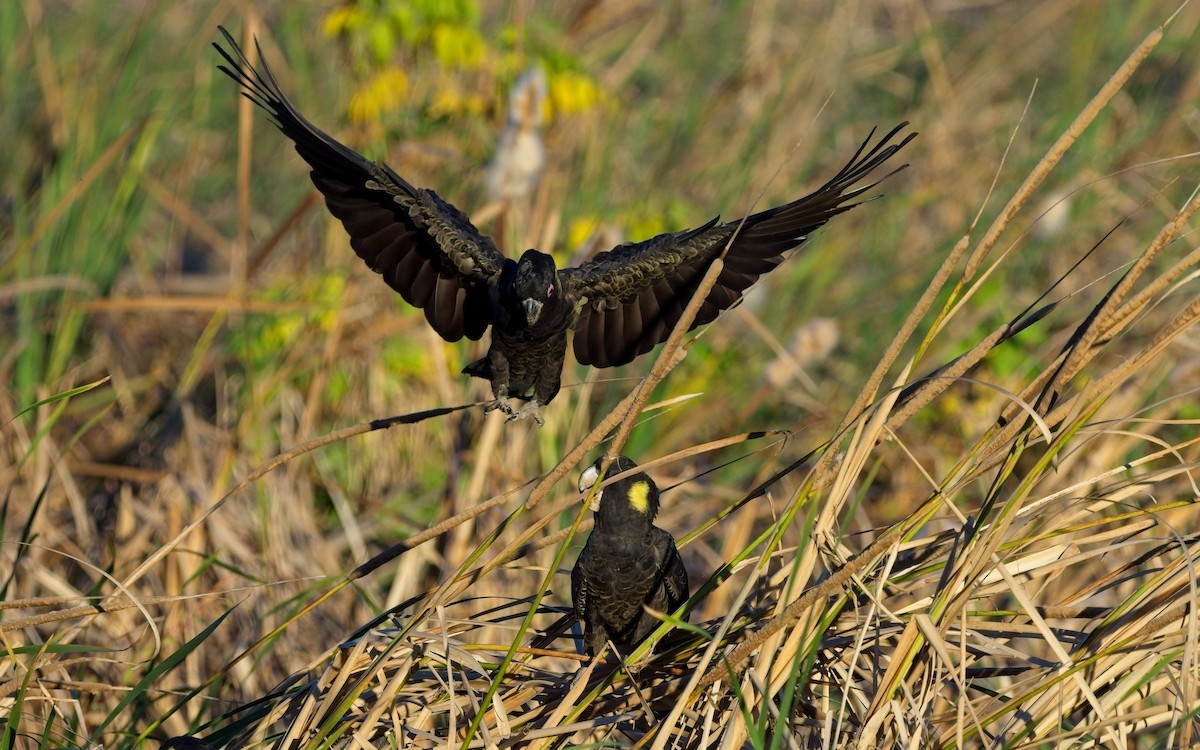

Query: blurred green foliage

[226,273,345,373]
[321,0,608,130]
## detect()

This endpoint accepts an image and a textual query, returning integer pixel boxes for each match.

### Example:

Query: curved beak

[522,298,544,325]
[579,463,602,511]
[578,464,600,494]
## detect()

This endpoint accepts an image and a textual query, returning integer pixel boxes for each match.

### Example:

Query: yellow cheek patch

[629,481,650,513]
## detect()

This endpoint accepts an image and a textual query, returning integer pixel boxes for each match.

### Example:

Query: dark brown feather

[563,123,914,368]
[214,28,502,343]
[218,26,914,416]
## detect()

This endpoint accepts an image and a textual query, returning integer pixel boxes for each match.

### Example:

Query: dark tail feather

[462,357,491,379]
[530,611,580,651]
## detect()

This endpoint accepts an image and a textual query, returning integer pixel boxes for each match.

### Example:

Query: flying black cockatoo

[215,28,915,424]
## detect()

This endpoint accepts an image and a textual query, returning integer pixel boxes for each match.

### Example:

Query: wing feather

[215,27,503,342]
[639,290,665,346]
[562,123,915,367]
[409,256,440,306]
[662,544,689,614]
[431,275,464,340]
[571,553,589,619]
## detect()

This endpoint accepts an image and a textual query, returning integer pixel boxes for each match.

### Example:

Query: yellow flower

[427,87,487,119]
[548,71,607,118]
[567,215,603,250]
[348,90,380,125]
[347,67,408,124]
[262,315,303,351]
[427,87,464,119]
[621,210,666,242]
[431,23,485,69]
[322,7,366,37]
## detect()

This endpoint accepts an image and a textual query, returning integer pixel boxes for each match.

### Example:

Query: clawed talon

[483,395,544,426]
[506,400,545,426]
[484,397,515,416]
[214,35,914,446]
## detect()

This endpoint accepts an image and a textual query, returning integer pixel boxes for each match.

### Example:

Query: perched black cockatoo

[571,455,688,658]
[215,28,914,424]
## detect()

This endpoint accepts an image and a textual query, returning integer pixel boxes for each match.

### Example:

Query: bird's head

[513,250,559,325]
[579,455,660,529]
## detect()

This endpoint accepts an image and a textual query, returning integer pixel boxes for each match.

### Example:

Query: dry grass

[3,2,1200,748]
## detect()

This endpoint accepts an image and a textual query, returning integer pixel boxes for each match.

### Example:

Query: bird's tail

[462,357,492,380]
[529,611,579,651]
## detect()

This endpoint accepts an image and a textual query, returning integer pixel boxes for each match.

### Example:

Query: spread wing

[561,123,916,367]
[215,27,505,342]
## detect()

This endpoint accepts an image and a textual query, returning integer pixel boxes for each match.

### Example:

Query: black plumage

[215,28,915,424]
[571,455,689,658]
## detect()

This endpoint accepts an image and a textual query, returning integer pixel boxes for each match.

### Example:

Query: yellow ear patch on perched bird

[629,480,650,513]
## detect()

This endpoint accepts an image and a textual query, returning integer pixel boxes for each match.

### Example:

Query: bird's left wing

[560,123,914,368]
[654,529,690,615]
[215,27,505,342]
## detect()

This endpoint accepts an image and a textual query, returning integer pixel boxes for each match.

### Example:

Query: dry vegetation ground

[3,1,1200,748]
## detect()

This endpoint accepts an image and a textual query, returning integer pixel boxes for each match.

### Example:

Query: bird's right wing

[215,27,505,342]
[570,555,589,618]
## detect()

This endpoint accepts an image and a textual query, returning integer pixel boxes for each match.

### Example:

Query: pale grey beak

[579,463,602,511]
[578,464,600,493]
[522,298,544,325]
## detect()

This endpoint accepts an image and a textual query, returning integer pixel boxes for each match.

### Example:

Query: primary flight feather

[215,27,915,424]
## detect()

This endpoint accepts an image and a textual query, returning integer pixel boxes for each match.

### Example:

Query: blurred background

[2,1,1198,746]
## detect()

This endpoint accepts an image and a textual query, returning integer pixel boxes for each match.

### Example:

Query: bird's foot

[484,397,515,417]
[506,400,545,427]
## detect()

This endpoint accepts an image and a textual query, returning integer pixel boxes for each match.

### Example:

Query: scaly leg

[484,350,514,415]
[507,399,544,426]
